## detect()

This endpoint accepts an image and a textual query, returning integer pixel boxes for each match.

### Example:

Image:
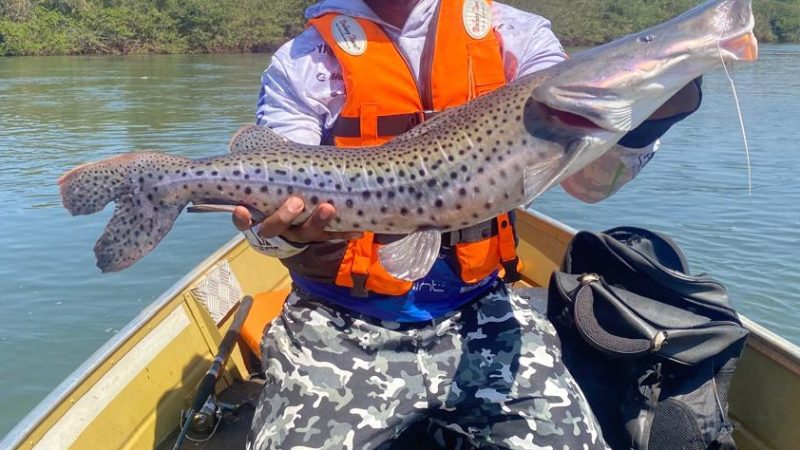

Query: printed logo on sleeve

[332,15,367,56]
[463,0,493,39]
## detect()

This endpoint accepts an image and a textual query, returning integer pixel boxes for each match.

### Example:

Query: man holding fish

[234,1,701,449]
[58,0,758,447]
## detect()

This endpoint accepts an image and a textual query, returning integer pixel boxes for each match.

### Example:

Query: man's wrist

[243,225,308,258]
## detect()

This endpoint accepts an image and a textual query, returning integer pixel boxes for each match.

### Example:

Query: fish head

[531,0,757,134]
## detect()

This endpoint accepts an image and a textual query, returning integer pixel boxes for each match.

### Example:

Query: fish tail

[59,152,191,272]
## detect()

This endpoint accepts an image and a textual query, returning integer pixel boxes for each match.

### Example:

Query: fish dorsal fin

[378,228,442,281]
[228,125,288,153]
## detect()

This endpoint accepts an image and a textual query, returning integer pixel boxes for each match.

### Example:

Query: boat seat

[240,288,291,359]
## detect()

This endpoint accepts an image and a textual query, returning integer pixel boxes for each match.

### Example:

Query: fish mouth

[719,31,758,62]
[544,105,605,130]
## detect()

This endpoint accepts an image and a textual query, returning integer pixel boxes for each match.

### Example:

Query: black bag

[547,227,749,450]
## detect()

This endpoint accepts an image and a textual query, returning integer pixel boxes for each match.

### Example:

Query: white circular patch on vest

[463,0,493,39]
[331,15,367,56]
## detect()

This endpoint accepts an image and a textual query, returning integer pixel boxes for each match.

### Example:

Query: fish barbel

[59,0,758,277]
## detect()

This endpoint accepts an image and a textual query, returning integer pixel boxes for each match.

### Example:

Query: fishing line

[718,34,753,195]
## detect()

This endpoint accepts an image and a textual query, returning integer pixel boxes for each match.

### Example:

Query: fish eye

[638,35,655,43]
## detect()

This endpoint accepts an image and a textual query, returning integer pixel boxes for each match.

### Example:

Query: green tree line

[1,0,798,56]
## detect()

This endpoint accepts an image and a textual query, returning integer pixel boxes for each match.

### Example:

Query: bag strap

[573,275,666,357]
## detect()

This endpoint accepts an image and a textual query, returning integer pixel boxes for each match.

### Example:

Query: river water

[0,46,798,437]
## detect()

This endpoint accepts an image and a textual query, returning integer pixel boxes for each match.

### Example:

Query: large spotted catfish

[60,0,758,278]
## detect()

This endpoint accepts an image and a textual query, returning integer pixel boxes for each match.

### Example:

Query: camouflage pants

[247,283,608,450]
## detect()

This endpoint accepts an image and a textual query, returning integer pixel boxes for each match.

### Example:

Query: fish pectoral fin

[228,125,288,153]
[378,228,442,282]
[523,139,606,204]
[522,157,565,203]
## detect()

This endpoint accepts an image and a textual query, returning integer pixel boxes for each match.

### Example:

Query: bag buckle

[578,273,600,285]
[652,331,667,351]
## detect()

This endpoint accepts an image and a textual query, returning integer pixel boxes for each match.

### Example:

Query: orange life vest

[303,0,520,296]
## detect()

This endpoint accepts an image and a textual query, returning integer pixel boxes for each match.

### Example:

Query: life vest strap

[332,111,436,139]
[443,219,497,246]
[497,213,522,282]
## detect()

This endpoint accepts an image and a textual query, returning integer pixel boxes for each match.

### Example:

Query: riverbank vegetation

[1,0,798,56]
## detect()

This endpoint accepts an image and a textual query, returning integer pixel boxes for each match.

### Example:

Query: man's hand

[649,78,702,120]
[232,196,362,243]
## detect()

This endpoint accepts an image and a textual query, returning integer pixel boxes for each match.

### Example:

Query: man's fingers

[304,203,336,232]
[240,198,360,243]
[232,206,253,231]
[257,197,305,238]
[285,203,337,242]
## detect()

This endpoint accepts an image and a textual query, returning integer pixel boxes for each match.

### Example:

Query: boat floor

[157,379,265,450]
[157,289,549,450]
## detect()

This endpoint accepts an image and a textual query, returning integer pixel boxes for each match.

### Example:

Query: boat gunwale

[0,234,244,450]
[740,315,800,376]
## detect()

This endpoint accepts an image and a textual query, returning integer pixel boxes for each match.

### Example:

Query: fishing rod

[173,295,254,450]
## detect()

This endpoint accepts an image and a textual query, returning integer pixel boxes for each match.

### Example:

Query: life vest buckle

[350,273,370,298]
[501,256,522,283]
